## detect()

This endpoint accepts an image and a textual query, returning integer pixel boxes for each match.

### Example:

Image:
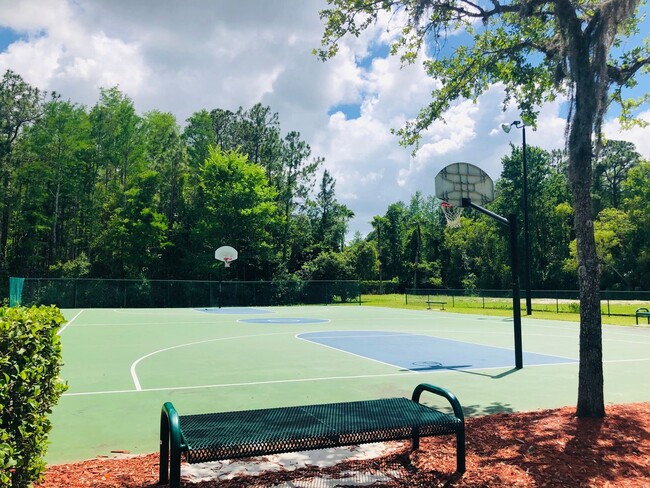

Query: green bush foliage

[0,305,67,487]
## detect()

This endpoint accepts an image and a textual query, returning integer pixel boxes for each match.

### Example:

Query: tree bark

[568,54,605,418]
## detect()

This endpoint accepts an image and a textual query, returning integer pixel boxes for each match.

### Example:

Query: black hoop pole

[461,198,523,369]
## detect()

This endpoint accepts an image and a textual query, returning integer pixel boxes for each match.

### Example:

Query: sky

[1,0,648,238]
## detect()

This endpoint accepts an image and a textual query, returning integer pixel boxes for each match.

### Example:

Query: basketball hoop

[434,162,494,229]
[215,246,238,268]
[440,201,463,228]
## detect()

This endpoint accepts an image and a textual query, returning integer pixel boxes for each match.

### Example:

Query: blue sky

[0,27,20,49]
[0,0,648,238]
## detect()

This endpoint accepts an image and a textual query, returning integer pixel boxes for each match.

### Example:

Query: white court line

[296,332,421,372]
[603,357,650,363]
[68,371,418,396]
[57,310,83,335]
[299,333,408,340]
[68,320,225,327]
[63,360,589,397]
[130,332,288,390]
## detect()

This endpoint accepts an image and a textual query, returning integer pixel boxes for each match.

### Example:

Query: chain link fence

[9,277,361,308]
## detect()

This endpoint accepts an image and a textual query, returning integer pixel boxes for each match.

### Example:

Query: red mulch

[37,403,650,487]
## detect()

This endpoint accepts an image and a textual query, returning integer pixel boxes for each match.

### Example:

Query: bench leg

[169,444,182,488]
[159,413,169,484]
[456,428,466,473]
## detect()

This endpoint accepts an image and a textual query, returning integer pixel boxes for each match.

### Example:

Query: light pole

[502,120,533,315]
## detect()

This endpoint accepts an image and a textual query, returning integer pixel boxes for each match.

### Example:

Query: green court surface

[48,306,650,464]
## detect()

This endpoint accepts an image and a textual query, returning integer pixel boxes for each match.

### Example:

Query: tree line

[1,68,648,295]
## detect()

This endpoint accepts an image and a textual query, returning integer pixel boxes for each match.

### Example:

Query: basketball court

[47,305,650,464]
[34,163,650,466]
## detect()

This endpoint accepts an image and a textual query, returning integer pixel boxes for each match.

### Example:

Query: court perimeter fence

[9,277,361,309]
[406,288,650,317]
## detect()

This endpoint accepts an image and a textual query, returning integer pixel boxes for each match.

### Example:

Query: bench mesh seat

[181,397,461,463]
[160,383,465,488]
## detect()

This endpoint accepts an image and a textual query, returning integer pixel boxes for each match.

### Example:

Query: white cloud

[603,110,650,157]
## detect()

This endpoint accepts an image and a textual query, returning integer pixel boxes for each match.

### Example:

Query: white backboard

[435,162,494,207]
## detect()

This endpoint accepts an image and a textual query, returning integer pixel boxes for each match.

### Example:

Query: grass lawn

[353,293,648,327]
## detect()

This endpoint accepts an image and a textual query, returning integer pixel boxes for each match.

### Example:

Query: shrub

[0,305,67,487]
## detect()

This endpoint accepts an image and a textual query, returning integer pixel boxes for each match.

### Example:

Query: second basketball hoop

[215,246,238,268]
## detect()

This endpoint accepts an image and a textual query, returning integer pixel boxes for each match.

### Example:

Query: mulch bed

[37,402,650,487]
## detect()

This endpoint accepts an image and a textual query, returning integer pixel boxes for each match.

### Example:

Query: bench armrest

[412,383,464,422]
[160,402,185,486]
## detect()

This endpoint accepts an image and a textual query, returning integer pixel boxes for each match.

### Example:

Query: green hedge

[0,306,67,487]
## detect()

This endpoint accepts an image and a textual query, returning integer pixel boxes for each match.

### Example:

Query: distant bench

[159,383,466,488]
[426,300,447,310]
[636,307,650,325]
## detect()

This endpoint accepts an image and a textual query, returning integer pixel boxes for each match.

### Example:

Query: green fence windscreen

[9,277,25,307]
[10,278,361,309]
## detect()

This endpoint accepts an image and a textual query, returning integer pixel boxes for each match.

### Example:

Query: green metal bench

[426,300,447,310]
[636,307,650,325]
[159,383,465,488]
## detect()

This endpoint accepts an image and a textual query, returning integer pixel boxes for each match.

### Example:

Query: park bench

[636,307,650,325]
[159,383,465,488]
[426,300,447,310]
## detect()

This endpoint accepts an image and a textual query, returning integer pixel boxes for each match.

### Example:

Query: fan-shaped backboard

[214,246,238,263]
[435,162,494,207]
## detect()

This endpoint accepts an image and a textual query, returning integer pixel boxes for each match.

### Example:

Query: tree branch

[608,56,650,86]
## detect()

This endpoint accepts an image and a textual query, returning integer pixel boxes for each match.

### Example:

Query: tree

[492,145,573,289]
[316,0,650,418]
[183,109,216,171]
[13,97,92,273]
[404,192,444,287]
[94,171,169,278]
[277,131,321,270]
[311,169,354,253]
[89,87,146,276]
[621,162,650,287]
[141,111,186,229]
[0,70,44,271]
[193,147,280,280]
[370,215,388,289]
[299,250,355,281]
[592,140,642,212]
[378,202,408,281]
[347,239,379,280]
[565,207,635,289]
[89,87,144,194]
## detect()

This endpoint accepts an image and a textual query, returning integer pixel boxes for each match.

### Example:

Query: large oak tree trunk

[568,60,605,418]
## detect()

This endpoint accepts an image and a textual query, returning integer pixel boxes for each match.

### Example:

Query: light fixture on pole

[502,120,533,316]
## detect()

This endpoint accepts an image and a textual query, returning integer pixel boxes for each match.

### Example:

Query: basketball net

[441,201,463,228]
[223,258,232,268]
